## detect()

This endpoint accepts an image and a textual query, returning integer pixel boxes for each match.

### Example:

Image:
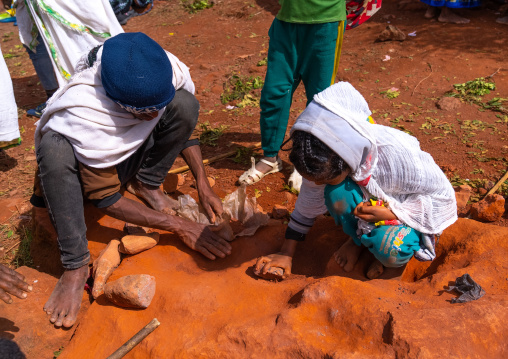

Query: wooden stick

[412,63,433,97]
[485,170,508,197]
[486,67,501,79]
[168,142,262,174]
[106,318,160,359]
[4,240,21,254]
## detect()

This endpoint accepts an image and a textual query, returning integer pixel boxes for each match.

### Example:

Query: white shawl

[292,82,457,235]
[34,47,195,168]
[0,44,20,143]
[15,0,123,86]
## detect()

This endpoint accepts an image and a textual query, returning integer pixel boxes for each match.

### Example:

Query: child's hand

[354,202,397,223]
[254,253,293,280]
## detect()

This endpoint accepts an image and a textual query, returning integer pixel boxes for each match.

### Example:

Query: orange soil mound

[52,215,507,358]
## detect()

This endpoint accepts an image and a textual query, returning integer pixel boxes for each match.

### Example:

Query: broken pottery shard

[271,204,289,219]
[92,239,121,299]
[254,266,285,281]
[104,274,156,309]
[119,233,160,255]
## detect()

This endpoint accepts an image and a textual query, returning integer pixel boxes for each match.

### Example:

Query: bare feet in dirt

[366,259,384,280]
[438,7,470,24]
[424,6,438,19]
[43,265,88,328]
[333,237,363,272]
[126,178,179,215]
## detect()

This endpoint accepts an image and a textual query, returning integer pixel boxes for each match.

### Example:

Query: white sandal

[238,157,283,185]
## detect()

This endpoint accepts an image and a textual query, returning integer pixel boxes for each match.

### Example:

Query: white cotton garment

[0,44,20,143]
[291,82,457,235]
[18,0,123,86]
[34,47,195,168]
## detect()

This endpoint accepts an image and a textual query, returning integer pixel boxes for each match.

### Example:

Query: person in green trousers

[239,0,347,191]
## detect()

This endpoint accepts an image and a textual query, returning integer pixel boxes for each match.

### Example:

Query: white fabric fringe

[0,44,20,143]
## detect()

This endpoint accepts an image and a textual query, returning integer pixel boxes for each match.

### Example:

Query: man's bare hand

[0,264,32,304]
[353,201,397,223]
[176,222,232,260]
[2,0,11,10]
[197,182,223,224]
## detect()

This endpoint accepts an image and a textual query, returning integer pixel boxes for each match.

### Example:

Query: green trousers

[260,18,344,157]
[324,178,422,267]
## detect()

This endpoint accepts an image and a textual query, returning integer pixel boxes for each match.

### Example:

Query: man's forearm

[101,196,186,233]
[180,144,208,185]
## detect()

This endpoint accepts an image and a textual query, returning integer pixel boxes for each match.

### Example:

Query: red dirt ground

[1,0,508,358]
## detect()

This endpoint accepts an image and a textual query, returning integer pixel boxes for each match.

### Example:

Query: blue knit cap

[101,32,175,114]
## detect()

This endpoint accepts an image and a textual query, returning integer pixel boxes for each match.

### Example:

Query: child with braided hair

[255,82,457,279]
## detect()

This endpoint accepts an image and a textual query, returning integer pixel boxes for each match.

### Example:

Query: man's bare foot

[43,265,88,328]
[438,7,470,24]
[496,16,508,25]
[126,178,178,215]
[333,237,363,272]
[366,259,384,279]
[425,6,438,19]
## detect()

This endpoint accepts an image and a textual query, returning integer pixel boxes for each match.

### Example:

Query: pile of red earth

[2,203,508,358]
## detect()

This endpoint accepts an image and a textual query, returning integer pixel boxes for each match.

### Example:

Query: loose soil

[0,0,507,358]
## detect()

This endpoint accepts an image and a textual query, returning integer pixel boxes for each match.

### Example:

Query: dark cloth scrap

[446,273,485,303]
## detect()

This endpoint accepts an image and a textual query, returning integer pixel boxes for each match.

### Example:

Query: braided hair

[288,130,349,182]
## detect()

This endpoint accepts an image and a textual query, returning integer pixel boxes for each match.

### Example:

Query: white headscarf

[292,82,457,235]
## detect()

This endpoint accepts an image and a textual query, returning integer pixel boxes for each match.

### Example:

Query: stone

[254,266,284,281]
[454,185,471,215]
[437,97,462,111]
[162,173,181,193]
[271,204,289,219]
[119,233,160,255]
[104,274,156,309]
[123,222,148,235]
[376,25,406,42]
[470,194,505,222]
[92,239,122,299]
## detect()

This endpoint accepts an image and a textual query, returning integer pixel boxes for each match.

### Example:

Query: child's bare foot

[438,7,470,24]
[366,259,384,279]
[255,156,277,174]
[126,178,178,215]
[334,238,363,272]
[43,265,88,328]
[424,6,438,19]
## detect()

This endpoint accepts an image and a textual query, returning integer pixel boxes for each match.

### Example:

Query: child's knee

[363,226,420,268]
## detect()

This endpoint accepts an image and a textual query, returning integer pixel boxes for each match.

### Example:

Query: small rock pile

[92,230,160,308]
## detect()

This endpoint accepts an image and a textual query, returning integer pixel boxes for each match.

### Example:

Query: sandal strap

[259,158,279,169]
